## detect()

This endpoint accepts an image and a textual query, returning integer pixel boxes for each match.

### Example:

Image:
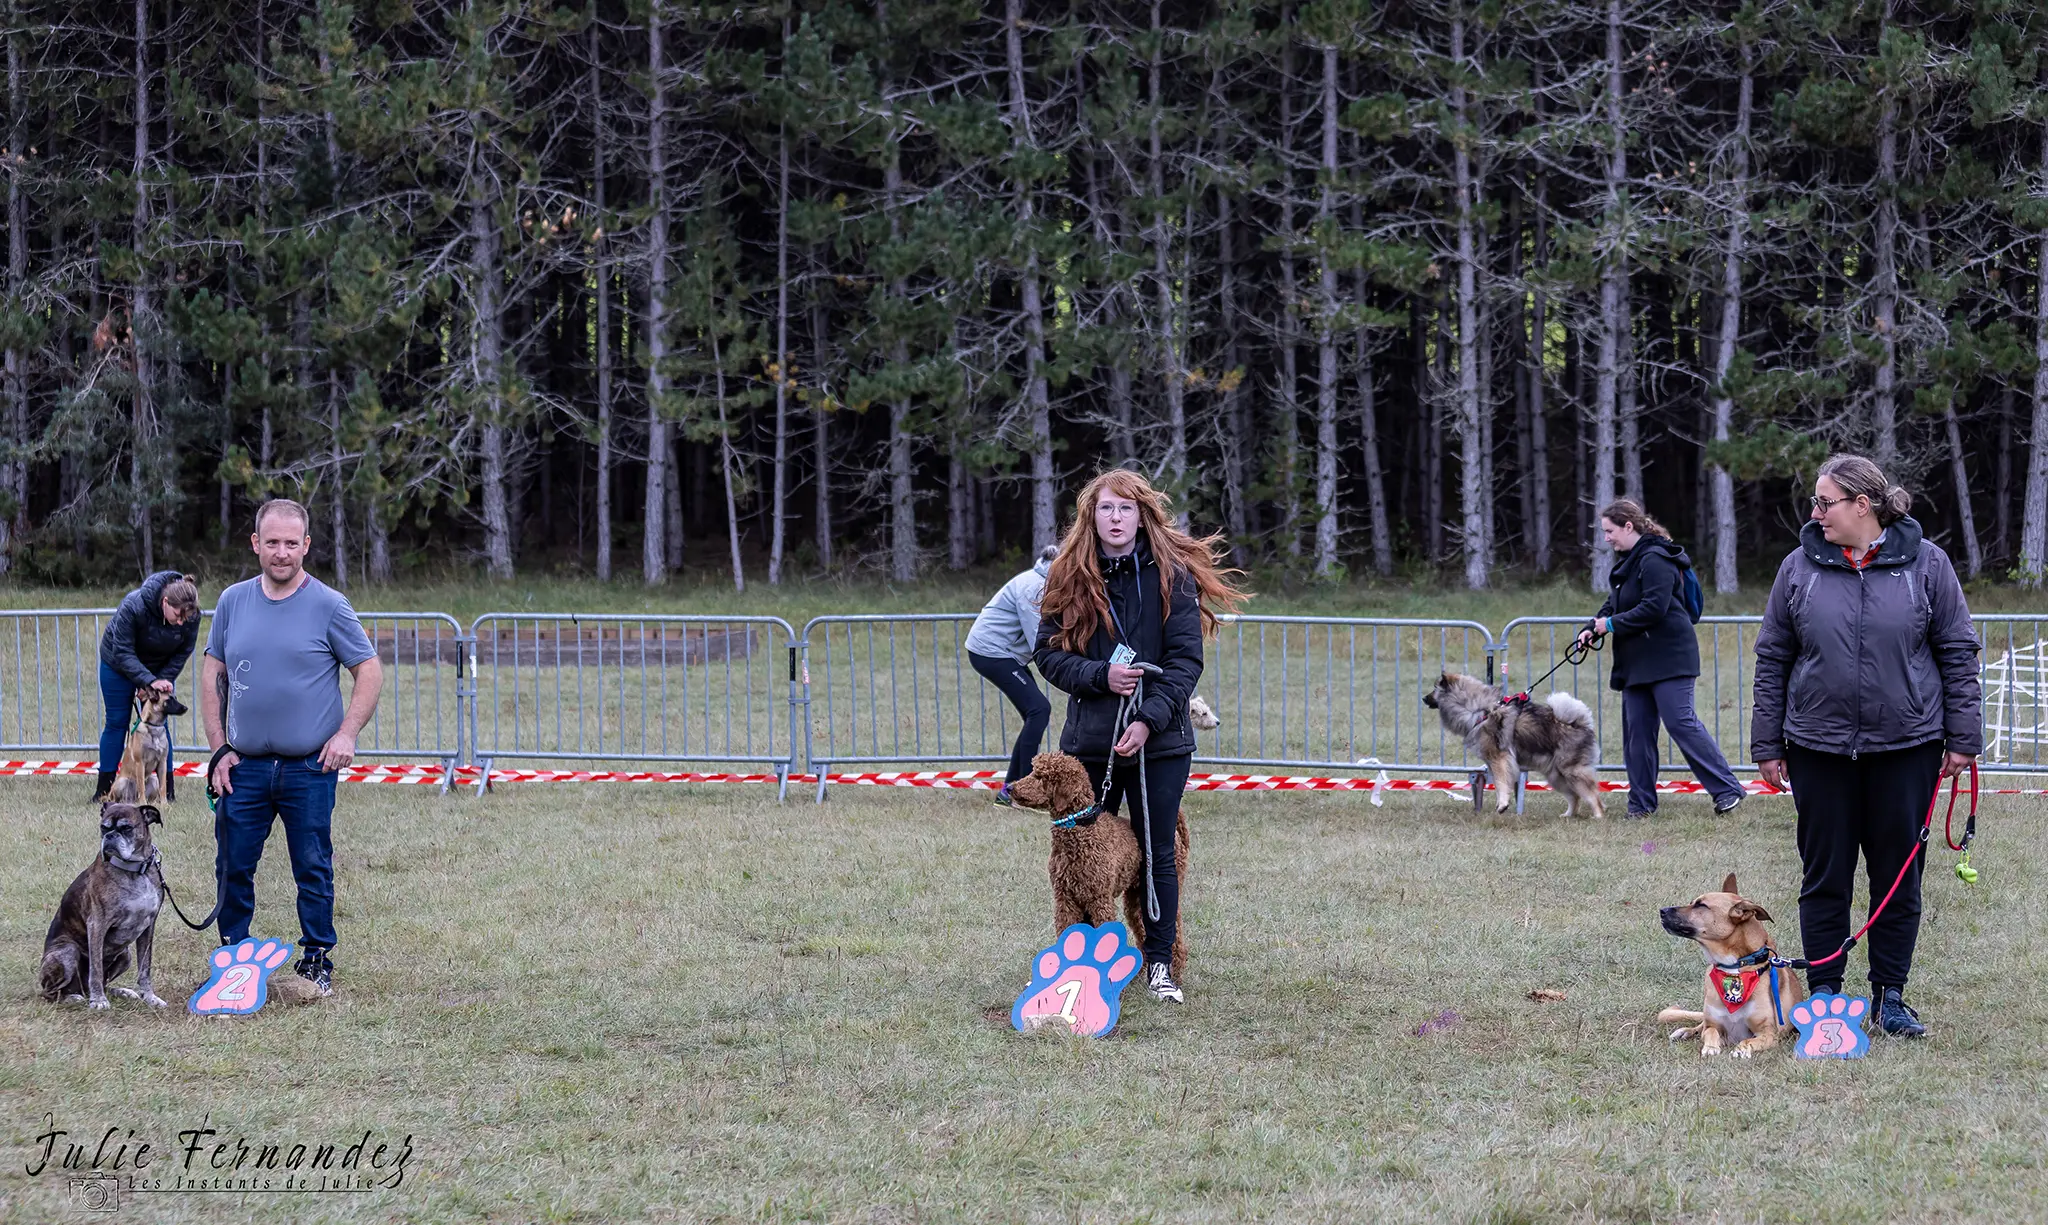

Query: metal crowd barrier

[0,609,464,790]
[466,614,801,798]
[8,605,2043,805]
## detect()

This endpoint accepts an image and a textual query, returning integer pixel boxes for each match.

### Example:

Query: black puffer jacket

[100,570,198,688]
[1033,535,1204,762]
[1751,517,1981,762]
[1596,535,1700,690]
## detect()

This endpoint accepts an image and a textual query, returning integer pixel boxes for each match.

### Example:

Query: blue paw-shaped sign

[1012,922,1142,1038]
[188,938,292,1015]
[1790,991,1870,1060]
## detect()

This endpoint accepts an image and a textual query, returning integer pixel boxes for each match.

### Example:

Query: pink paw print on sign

[1790,991,1870,1060]
[1011,923,1142,1038]
[189,938,292,1015]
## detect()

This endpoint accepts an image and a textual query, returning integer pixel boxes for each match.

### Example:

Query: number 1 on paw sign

[1012,922,1142,1038]
[189,938,292,1015]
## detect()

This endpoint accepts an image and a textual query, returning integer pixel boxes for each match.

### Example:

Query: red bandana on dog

[1709,967,1763,1008]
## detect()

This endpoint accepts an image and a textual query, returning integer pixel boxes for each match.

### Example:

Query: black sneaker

[1146,962,1184,1003]
[1877,986,1925,1038]
[295,949,334,997]
[1714,794,1743,815]
[992,784,1015,808]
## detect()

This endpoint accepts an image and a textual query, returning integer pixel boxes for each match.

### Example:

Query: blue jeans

[967,651,1052,785]
[215,754,340,950]
[1621,678,1745,815]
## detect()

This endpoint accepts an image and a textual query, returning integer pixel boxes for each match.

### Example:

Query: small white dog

[1187,695,1219,730]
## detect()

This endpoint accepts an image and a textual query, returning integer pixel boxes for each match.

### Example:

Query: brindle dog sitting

[40,802,170,1009]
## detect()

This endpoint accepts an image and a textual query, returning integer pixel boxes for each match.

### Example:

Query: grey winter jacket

[963,557,1052,664]
[1751,517,1982,763]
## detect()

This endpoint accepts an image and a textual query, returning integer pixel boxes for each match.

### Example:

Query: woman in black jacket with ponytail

[1577,500,1744,820]
[95,572,200,802]
[1033,470,1247,1005]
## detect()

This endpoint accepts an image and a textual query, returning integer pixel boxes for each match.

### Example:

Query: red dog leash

[1777,762,1977,972]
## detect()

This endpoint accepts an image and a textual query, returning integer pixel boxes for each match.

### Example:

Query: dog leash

[1500,634,1604,708]
[1095,665,1165,922]
[1772,762,1978,973]
[145,742,244,932]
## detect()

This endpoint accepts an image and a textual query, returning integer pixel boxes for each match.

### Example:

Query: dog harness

[1712,945,1787,1025]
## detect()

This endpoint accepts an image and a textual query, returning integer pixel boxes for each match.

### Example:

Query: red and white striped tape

[7,760,2043,795]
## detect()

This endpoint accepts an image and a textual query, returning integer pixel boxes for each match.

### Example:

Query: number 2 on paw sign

[188,938,293,1015]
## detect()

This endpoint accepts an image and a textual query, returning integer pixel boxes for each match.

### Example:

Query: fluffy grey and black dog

[1423,672,1604,818]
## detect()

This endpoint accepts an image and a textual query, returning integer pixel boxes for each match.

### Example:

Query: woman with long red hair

[1032,470,1249,1004]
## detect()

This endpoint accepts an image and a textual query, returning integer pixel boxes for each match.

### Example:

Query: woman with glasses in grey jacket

[1752,454,1981,1039]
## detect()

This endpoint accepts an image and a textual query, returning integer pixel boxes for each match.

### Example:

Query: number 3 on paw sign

[188,938,293,1015]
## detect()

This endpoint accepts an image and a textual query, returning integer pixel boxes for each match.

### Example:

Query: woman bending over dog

[1752,455,1981,1038]
[1576,500,1745,819]
[1032,470,1247,1005]
[95,572,200,803]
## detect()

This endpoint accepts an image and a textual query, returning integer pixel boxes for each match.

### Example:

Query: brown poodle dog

[1007,751,1189,980]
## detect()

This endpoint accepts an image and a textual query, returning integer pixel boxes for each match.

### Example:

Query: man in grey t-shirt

[202,498,383,997]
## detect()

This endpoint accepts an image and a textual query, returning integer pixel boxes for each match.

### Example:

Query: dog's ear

[139,805,162,825]
[1721,872,1739,895]
[1729,899,1772,923]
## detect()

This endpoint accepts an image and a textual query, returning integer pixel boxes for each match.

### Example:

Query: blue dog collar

[1051,804,1101,830]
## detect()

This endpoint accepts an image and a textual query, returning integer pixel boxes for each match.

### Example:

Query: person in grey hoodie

[964,545,1059,804]
[1577,499,1745,818]
[1753,454,1981,1038]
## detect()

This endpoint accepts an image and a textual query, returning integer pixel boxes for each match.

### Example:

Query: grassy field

[3,776,2043,1223]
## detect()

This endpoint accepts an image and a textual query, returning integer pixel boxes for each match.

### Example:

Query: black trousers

[967,651,1051,785]
[1082,751,1190,967]
[1785,740,1944,992]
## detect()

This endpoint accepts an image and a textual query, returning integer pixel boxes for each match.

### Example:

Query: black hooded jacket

[1033,534,1204,761]
[99,570,199,689]
[1595,535,1700,690]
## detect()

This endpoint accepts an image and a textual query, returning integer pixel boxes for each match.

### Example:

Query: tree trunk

[1945,403,1981,578]
[1349,211,1390,577]
[1708,59,1751,594]
[711,328,744,591]
[947,440,971,570]
[1995,384,2012,564]
[1276,24,1300,557]
[1218,193,1251,569]
[130,0,155,576]
[0,6,25,571]
[1872,5,1899,468]
[1083,151,1135,467]
[811,297,833,568]
[1451,19,1486,590]
[329,372,348,587]
[1528,158,1553,573]
[1311,43,1341,577]
[1591,0,1625,593]
[642,2,669,585]
[1148,0,1187,492]
[1004,0,1055,550]
[472,168,513,579]
[768,114,791,584]
[590,20,613,582]
[2023,110,2048,589]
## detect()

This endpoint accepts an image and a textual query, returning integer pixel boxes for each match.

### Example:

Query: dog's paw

[111,986,141,1001]
[1790,992,1870,1060]
[1011,922,1142,1038]
[87,996,110,1011]
[189,938,292,1016]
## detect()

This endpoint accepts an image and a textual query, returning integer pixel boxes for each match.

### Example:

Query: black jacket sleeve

[1924,546,1983,756]
[156,622,198,685]
[1137,573,1203,734]
[1033,612,1111,697]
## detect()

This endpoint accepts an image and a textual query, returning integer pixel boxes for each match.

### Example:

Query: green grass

[3,778,2043,1222]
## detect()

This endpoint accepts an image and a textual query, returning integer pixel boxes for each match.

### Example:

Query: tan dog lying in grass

[1657,873,1805,1058]
[1007,751,1188,982]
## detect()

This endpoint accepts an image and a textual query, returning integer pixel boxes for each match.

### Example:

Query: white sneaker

[1146,962,1184,1003]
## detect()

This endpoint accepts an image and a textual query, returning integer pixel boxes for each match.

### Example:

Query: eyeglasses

[1809,494,1858,513]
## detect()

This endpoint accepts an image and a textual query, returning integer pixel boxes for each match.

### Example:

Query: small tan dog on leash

[1657,873,1806,1058]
